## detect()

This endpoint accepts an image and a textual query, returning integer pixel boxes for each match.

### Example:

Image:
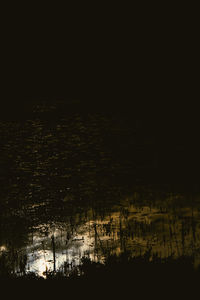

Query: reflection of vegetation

[1,251,200,286]
[1,189,200,280]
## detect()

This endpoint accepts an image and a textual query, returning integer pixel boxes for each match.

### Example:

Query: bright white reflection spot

[27,250,55,277]
[26,223,98,278]
[0,245,7,252]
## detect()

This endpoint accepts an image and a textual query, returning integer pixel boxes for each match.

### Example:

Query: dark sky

[1,15,198,135]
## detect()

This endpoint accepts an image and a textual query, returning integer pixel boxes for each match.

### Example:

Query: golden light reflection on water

[2,194,200,278]
[20,198,200,277]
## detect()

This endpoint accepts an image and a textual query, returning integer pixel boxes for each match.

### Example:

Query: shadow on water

[1,99,200,292]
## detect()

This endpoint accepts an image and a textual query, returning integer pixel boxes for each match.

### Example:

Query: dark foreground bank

[1,253,200,287]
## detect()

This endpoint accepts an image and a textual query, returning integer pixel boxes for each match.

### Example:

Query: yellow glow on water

[3,192,200,278]
[25,201,200,276]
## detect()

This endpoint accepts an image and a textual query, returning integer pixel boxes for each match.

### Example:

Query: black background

[1,8,199,171]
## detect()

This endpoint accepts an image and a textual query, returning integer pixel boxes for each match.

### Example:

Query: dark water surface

[1,100,200,278]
